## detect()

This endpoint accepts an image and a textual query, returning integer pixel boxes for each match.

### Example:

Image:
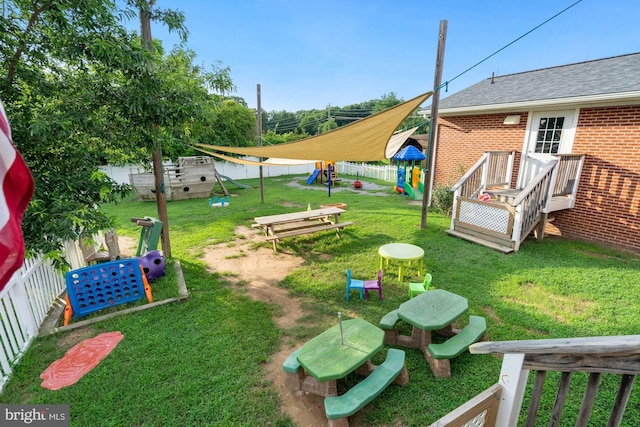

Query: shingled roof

[434,53,640,114]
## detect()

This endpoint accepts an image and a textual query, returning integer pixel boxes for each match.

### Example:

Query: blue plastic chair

[346,269,365,301]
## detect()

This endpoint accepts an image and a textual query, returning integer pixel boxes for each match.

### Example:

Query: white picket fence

[337,161,397,182]
[0,240,86,393]
[101,161,397,185]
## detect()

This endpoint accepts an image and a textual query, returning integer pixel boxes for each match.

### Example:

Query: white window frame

[517,109,579,188]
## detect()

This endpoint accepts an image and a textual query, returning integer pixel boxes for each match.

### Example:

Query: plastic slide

[306,168,321,184]
[403,182,423,200]
[218,174,251,189]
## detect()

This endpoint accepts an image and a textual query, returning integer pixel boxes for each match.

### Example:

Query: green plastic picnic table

[398,289,468,332]
[396,289,469,376]
[297,318,384,382]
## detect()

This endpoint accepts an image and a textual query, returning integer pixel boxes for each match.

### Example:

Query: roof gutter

[421,91,640,116]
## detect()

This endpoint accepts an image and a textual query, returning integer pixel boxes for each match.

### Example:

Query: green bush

[431,184,453,216]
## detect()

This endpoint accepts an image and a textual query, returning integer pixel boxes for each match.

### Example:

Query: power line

[331,116,365,121]
[437,0,583,92]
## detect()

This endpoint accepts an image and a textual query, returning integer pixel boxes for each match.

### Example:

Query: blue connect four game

[65,259,151,320]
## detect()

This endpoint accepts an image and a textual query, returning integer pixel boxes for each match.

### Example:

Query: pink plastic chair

[364,270,383,300]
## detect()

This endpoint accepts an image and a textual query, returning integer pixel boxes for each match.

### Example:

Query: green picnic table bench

[427,315,487,376]
[282,348,303,390]
[324,348,408,426]
[379,309,400,345]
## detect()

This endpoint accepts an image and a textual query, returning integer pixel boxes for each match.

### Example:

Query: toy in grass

[40,331,124,390]
[137,250,166,281]
[353,172,363,189]
[209,196,230,207]
[64,259,153,325]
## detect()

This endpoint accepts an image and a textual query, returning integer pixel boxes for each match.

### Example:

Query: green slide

[403,182,423,200]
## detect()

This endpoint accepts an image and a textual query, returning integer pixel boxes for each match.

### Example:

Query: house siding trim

[434,91,640,117]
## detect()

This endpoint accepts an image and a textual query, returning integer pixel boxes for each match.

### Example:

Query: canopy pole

[421,20,447,229]
[257,84,264,203]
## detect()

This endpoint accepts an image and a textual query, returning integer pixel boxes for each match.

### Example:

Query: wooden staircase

[447,151,584,253]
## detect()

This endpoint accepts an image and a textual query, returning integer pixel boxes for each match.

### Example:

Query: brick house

[425,53,640,253]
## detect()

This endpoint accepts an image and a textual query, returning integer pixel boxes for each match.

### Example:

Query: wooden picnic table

[253,207,353,252]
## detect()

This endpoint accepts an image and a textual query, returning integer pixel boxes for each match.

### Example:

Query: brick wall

[435,113,527,186]
[550,105,640,252]
[436,106,640,253]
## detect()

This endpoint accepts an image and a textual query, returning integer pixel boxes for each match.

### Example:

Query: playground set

[393,145,426,201]
[129,156,250,202]
[307,161,341,186]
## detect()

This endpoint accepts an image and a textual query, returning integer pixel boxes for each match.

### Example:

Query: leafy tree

[264,110,298,134]
[372,92,403,113]
[0,0,234,267]
[402,114,431,135]
[262,129,308,146]
[202,99,256,148]
[261,93,417,138]
[321,118,338,133]
[331,102,373,128]
[225,95,248,108]
[297,110,326,135]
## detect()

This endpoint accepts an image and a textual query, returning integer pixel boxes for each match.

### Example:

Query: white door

[518,110,578,188]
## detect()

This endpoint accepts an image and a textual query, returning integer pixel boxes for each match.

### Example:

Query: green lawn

[1,174,639,426]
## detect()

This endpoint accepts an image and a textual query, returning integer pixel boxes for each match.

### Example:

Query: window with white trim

[535,116,564,154]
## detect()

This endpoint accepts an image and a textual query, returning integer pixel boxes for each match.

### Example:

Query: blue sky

[136,0,639,112]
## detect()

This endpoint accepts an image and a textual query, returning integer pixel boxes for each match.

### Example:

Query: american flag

[0,100,35,290]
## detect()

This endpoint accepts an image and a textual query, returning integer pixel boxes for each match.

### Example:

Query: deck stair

[447,151,584,252]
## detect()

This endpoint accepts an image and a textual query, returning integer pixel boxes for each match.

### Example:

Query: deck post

[495,353,528,427]
[535,213,548,241]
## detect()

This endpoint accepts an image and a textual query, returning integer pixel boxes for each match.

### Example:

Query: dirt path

[198,179,398,425]
[202,225,331,427]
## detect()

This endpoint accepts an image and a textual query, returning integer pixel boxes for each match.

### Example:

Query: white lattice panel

[459,200,510,234]
[463,409,488,427]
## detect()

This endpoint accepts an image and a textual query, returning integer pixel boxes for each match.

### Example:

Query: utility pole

[140,1,171,257]
[420,20,447,229]
[257,84,264,203]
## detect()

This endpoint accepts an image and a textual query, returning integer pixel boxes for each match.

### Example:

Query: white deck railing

[449,151,585,252]
[450,151,514,200]
[432,335,640,427]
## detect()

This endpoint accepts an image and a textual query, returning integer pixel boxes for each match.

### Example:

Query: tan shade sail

[263,158,317,165]
[384,126,419,159]
[193,91,432,162]
[190,148,315,167]
[194,127,419,166]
